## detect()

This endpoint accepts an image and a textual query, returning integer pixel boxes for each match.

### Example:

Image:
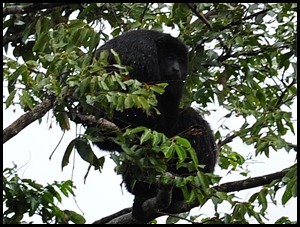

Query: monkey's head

[156,34,189,98]
[97,30,189,99]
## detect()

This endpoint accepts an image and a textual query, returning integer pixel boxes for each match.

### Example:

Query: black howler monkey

[92,30,217,221]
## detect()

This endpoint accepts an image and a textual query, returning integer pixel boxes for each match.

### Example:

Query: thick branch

[136,180,175,222]
[214,169,287,193]
[217,133,237,149]
[157,169,289,216]
[92,208,132,224]
[3,99,53,143]
[93,168,290,224]
[3,3,70,17]
[76,113,120,132]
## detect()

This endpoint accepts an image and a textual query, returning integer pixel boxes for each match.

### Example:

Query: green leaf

[5,90,17,109]
[88,32,100,51]
[282,188,292,205]
[140,129,152,144]
[110,49,122,65]
[64,210,86,224]
[22,179,43,190]
[137,96,150,109]
[279,51,293,70]
[29,198,40,216]
[79,77,91,96]
[258,189,268,212]
[166,215,180,224]
[19,91,34,110]
[36,17,42,36]
[68,19,86,29]
[125,126,147,136]
[78,28,89,45]
[116,95,125,111]
[75,139,97,166]
[33,32,49,52]
[196,171,209,189]
[152,131,162,147]
[56,112,71,131]
[174,144,187,163]
[255,90,265,106]
[60,180,76,197]
[175,136,191,148]
[124,95,133,109]
[149,83,167,94]
[90,76,97,93]
[121,144,135,155]
[99,77,110,91]
[115,75,127,90]
[276,118,285,134]
[162,143,174,159]
[62,139,76,170]
[215,191,229,200]
[42,191,54,204]
[188,147,199,166]
[248,192,258,203]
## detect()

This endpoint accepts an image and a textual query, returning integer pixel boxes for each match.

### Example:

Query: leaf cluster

[3,165,85,224]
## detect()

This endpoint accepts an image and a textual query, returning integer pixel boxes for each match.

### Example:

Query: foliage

[3,3,297,224]
[3,165,85,224]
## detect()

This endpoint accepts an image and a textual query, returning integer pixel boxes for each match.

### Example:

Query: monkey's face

[162,54,187,81]
[155,35,188,98]
[159,51,188,98]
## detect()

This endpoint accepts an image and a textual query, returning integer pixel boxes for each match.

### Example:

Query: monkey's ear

[155,34,188,54]
[155,34,172,45]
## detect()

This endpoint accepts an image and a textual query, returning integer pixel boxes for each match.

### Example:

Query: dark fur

[172,107,217,174]
[129,107,217,221]
[95,30,188,136]
[92,30,217,221]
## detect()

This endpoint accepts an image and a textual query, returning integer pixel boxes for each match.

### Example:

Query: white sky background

[3,5,297,224]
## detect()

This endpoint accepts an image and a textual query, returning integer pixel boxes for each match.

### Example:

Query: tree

[3,3,297,224]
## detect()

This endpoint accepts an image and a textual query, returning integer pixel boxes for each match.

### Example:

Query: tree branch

[185,3,230,55]
[92,208,132,224]
[204,3,238,19]
[217,133,237,149]
[3,99,53,143]
[3,3,71,17]
[214,169,287,192]
[185,3,213,31]
[75,113,120,132]
[220,8,270,31]
[93,168,290,224]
